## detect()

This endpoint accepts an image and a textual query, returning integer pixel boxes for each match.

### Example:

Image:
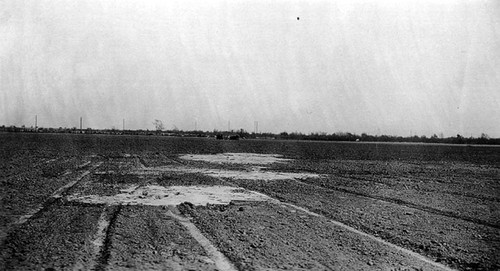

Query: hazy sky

[1,0,499,137]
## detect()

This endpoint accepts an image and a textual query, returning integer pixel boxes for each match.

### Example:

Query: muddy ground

[1,133,499,270]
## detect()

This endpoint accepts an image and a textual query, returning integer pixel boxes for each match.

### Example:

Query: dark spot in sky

[297,17,300,20]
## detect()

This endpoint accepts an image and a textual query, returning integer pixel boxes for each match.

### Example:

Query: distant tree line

[277,131,500,145]
[1,125,498,145]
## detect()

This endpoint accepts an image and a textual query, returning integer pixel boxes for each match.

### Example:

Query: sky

[1,0,499,137]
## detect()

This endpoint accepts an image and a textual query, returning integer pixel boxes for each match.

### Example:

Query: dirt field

[1,133,499,270]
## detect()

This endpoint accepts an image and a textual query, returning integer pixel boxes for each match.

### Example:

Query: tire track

[346,175,500,203]
[167,208,238,271]
[276,202,456,271]
[0,161,100,243]
[14,161,103,226]
[295,178,500,229]
[72,206,113,270]
[196,176,455,271]
[107,155,459,270]
[93,205,122,271]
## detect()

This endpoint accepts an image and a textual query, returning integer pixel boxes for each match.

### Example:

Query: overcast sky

[1,0,499,137]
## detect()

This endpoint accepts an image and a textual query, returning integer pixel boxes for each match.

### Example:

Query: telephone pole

[80,117,82,132]
[35,115,37,128]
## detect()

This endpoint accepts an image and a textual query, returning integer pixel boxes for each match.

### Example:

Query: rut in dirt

[349,175,500,203]
[295,179,500,229]
[11,163,98,229]
[93,205,122,271]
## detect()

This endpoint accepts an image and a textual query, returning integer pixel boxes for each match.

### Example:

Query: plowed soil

[1,133,499,270]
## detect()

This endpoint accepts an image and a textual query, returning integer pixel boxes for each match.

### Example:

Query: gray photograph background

[1,0,499,137]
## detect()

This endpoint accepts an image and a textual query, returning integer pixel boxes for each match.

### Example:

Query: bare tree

[153,119,164,133]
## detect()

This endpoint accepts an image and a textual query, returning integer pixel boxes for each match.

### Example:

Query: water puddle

[179,153,290,165]
[67,185,273,206]
[202,168,318,180]
[139,153,319,180]
[69,153,319,206]
[137,166,320,180]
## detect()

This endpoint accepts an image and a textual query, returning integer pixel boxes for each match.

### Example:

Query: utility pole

[35,115,37,129]
[80,117,82,132]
